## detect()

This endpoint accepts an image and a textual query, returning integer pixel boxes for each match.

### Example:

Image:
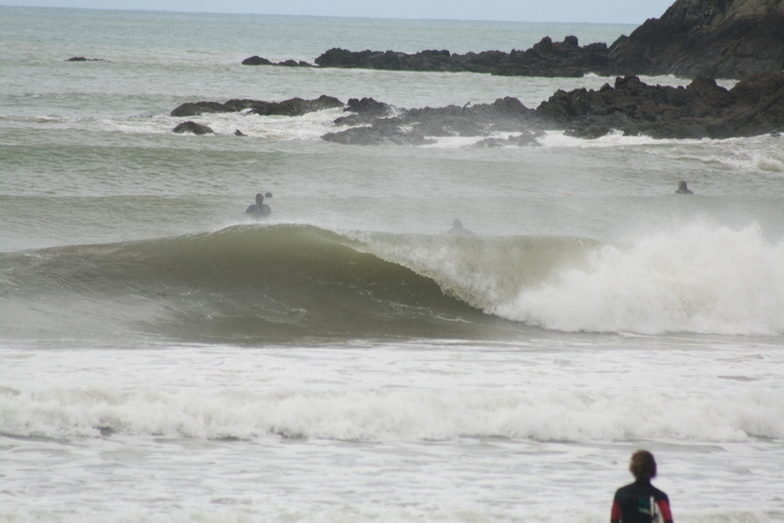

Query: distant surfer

[675,180,693,194]
[448,218,474,235]
[246,193,271,216]
[611,450,674,523]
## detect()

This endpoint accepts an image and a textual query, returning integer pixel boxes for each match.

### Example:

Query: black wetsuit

[245,203,271,216]
[611,480,673,523]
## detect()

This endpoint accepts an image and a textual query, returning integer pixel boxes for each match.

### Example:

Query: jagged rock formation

[167,72,784,142]
[537,72,784,139]
[312,38,611,77]
[323,97,548,146]
[170,96,343,118]
[609,0,784,78]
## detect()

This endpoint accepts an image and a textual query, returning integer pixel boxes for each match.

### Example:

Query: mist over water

[1,6,783,523]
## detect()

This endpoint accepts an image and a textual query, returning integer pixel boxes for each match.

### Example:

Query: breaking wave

[1,223,782,343]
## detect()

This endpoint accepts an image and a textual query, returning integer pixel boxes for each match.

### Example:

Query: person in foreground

[675,180,693,194]
[611,450,674,523]
[246,193,271,216]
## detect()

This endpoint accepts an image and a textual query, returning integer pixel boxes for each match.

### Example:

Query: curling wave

[1,223,781,342]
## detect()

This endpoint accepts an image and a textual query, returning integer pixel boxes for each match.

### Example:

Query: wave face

[0,225,534,344]
[2,223,782,344]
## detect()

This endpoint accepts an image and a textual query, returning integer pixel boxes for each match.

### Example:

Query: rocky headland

[242,0,783,80]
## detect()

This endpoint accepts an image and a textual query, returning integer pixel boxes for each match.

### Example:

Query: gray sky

[3,1,675,24]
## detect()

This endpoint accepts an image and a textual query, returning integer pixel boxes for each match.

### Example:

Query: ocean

[1,6,783,522]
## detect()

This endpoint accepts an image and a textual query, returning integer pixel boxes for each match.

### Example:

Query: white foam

[493,224,784,335]
[2,381,782,443]
[537,129,705,149]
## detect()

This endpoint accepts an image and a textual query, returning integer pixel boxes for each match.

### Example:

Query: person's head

[678,180,688,190]
[453,218,462,228]
[265,192,272,198]
[629,450,657,481]
[255,193,264,204]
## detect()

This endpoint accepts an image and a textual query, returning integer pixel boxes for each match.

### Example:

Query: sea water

[0,6,783,522]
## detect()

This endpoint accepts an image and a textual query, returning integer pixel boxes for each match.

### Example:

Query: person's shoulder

[614,482,635,493]
[650,484,669,500]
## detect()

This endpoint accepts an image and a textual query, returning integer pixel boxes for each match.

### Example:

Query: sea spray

[493,224,784,334]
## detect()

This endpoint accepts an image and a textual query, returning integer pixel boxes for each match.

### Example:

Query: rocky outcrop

[334,97,395,126]
[323,97,548,146]
[171,96,343,117]
[242,55,314,67]
[165,72,784,143]
[314,37,613,77]
[608,0,784,78]
[172,121,214,135]
[248,95,343,116]
[324,72,784,144]
[536,72,784,139]
[260,0,782,79]
[171,99,259,117]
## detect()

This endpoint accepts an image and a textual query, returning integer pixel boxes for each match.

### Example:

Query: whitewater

[1,6,783,522]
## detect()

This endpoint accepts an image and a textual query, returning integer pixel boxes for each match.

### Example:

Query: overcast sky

[2,1,676,24]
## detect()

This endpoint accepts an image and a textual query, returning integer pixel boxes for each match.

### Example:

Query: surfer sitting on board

[246,193,271,216]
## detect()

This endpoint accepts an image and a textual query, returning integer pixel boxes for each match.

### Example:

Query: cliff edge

[609,0,784,78]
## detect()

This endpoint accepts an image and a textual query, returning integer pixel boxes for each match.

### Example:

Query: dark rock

[171,101,231,117]
[172,121,214,135]
[608,0,784,79]
[315,38,612,77]
[473,131,540,147]
[242,55,273,66]
[307,0,780,80]
[66,56,105,62]
[242,56,314,67]
[324,96,544,145]
[248,95,343,117]
[536,72,784,139]
[325,71,784,145]
[171,96,343,118]
[345,97,392,117]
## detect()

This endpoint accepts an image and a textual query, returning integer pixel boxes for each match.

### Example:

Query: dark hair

[629,450,657,480]
[255,193,264,204]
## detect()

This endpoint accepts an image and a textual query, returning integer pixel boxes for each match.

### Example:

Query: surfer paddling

[246,193,271,216]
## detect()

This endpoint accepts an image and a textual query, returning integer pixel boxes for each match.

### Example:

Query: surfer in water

[611,450,674,523]
[675,180,693,194]
[448,218,474,235]
[246,193,271,216]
